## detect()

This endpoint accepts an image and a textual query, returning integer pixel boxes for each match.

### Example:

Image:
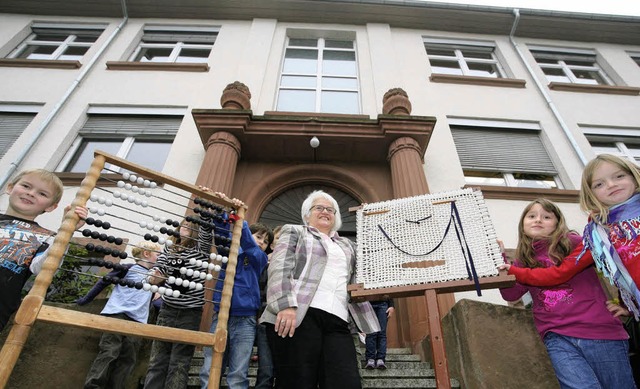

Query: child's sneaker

[376,359,386,369]
[365,359,376,369]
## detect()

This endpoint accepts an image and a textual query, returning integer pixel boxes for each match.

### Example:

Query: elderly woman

[260,190,380,389]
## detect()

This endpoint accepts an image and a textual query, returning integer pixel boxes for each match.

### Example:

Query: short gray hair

[300,190,342,232]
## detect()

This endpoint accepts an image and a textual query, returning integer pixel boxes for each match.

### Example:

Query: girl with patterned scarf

[502,154,640,321]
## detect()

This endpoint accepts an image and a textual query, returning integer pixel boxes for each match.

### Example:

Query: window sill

[464,185,580,203]
[430,74,526,88]
[548,82,640,96]
[106,61,209,72]
[0,58,81,69]
[57,172,122,187]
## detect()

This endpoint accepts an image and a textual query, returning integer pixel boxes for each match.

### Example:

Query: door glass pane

[320,91,358,114]
[323,50,356,76]
[126,140,173,172]
[66,139,123,173]
[283,49,317,74]
[277,90,316,112]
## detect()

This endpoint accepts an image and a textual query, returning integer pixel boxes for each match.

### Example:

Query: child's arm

[505,243,594,286]
[76,267,128,305]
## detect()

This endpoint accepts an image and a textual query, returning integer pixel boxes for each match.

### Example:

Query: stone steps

[190,347,460,388]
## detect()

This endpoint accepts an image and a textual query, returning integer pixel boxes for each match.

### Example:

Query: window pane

[565,58,596,67]
[18,45,56,59]
[66,140,123,173]
[512,173,557,189]
[281,75,317,88]
[464,171,506,186]
[277,90,316,112]
[176,48,210,63]
[322,50,356,76]
[429,59,463,75]
[541,67,571,83]
[325,40,353,49]
[74,35,100,43]
[59,46,89,60]
[320,91,358,114]
[125,140,173,172]
[467,62,499,78]
[572,69,605,85]
[283,49,317,74]
[460,49,493,60]
[136,47,173,62]
[289,39,317,48]
[32,33,67,42]
[426,47,456,57]
[322,77,358,90]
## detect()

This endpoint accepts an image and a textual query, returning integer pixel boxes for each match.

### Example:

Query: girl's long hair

[515,198,574,268]
[579,154,640,223]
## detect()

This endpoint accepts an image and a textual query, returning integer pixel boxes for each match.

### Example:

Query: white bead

[179,267,187,274]
[195,283,203,291]
[127,195,135,203]
[217,254,223,262]
[153,215,159,221]
[105,199,113,207]
[214,264,221,272]
[90,207,98,214]
[153,225,160,232]
[195,260,203,267]
[98,196,105,204]
[188,281,196,289]
[131,186,139,193]
[158,286,166,295]
[122,172,130,180]
[222,256,229,264]
[165,240,173,247]
[141,200,148,207]
[129,174,137,182]
[150,285,159,293]
[97,209,106,216]
[139,221,147,228]
[199,272,207,280]
[136,177,144,185]
[158,237,166,244]
[171,290,181,298]
[193,270,201,278]
[147,224,154,230]
[145,190,152,197]
[117,181,125,188]
[189,258,196,265]
[186,269,194,277]
[90,194,98,201]
[206,273,213,281]
[125,183,132,190]
[175,278,183,286]
[164,288,172,296]
[201,261,208,269]
[150,182,157,189]
[143,283,151,291]
[160,216,167,223]
[167,276,176,284]
[208,263,215,271]
[113,191,121,199]
[144,179,151,187]
[209,253,217,261]
[134,198,142,206]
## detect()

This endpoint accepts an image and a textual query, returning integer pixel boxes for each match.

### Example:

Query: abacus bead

[150,182,157,189]
[167,276,176,284]
[89,207,99,214]
[98,196,106,204]
[199,272,207,280]
[188,281,196,289]
[209,253,217,261]
[113,191,121,198]
[160,216,167,223]
[102,222,111,230]
[165,240,173,247]
[86,243,95,251]
[139,221,147,228]
[201,261,208,269]
[151,235,159,243]
[119,252,128,259]
[111,276,119,284]
[208,263,215,271]
[188,258,196,265]
[90,194,98,202]
[86,217,95,225]
[122,172,130,180]
[222,256,229,264]
[125,183,132,190]
[171,290,181,298]
[141,200,148,207]
[104,276,112,283]
[137,177,144,185]
[186,269,194,277]
[150,285,158,293]
[195,260,202,267]
[99,233,108,241]
[175,278,184,286]
[172,221,180,227]
[193,270,201,278]
[131,186,139,193]
[153,225,160,232]
[195,283,203,291]
[107,236,115,243]
[91,231,100,239]
[105,199,113,207]
[144,179,151,187]
[179,267,187,275]
[135,282,143,290]
[158,237,166,244]
[98,209,105,216]
[119,279,128,286]
[214,264,221,272]
[103,248,112,255]
[129,174,137,182]
[164,288,173,296]
[206,273,214,281]
[160,227,167,234]
[166,219,173,226]
[134,198,142,206]
[104,261,113,269]
[115,238,123,245]
[143,283,151,291]
[158,286,166,295]
[94,220,103,228]
[127,195,135,203]
[144,233,152,241]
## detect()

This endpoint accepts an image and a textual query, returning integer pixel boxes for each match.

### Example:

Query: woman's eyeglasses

[312,205,337,214]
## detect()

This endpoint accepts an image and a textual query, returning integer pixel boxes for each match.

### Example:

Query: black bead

[82,229,92,237]
[103,248,112,256]
[102,222,111,230]
[85,217,95,225]
[114,237,123,245]
[151,235,159,243]
[119,252,128,260]
[94,220,103,228]
[91,231,100,239]
[85,243,95,251]
[134,282,143,290]
[107,236,115,243]
[99,233,108,241]
[144,233,152,241]
[166,219,173,226]
[104,261,113,269]
[172,221,180,227]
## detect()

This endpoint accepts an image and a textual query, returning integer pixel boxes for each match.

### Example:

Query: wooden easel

[0,151,242,389]
[349,272,515,389]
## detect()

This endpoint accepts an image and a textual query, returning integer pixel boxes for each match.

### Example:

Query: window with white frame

[130,26,218,63]
[7,23,105,61]
[276,36,360,114]
[450,119,560,189]
[59,110,183,174]
[424,38,506,78]
[529,46,612,85]
[630,53,640,67]
[583,126,640,164]
[0,105,39,159]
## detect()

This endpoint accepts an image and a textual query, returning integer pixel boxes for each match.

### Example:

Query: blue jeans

[255,323,274,389]
[200,314,256,389]
[543,332,636,389]
[144,305,202,389]
[365,301,389,361]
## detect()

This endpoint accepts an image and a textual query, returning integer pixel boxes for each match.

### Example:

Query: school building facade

[1,0,639,351]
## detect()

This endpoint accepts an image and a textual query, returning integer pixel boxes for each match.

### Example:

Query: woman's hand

[275,307,297,338]
[607,301,630,318]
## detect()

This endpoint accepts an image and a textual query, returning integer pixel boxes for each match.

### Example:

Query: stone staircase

[189,346,460,388]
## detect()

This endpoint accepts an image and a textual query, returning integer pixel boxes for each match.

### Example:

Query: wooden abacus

[0,150,243,389]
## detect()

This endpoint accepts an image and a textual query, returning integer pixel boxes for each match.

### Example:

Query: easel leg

[425,289,451,389]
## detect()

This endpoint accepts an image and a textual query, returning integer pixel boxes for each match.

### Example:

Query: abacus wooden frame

[0,150,244,389]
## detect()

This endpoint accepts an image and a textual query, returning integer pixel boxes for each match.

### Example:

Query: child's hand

[498,263,512,272]
[64,205,88,228]
[386,306,395,318]
[606,301,630,318]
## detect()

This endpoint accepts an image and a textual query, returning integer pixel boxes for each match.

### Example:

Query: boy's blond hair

[579,154,640,222]
[10,169,64,205]
[131,241,162,258]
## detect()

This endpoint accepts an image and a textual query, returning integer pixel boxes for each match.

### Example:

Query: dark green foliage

[44,245,99,303]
